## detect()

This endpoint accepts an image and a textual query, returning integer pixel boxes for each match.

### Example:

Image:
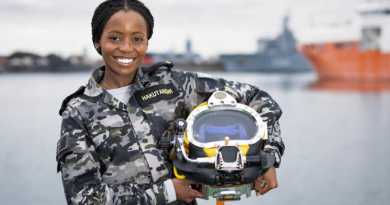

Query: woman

[56,0,284,204]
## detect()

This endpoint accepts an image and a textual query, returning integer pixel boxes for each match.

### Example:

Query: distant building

[0,56,7,72]
[7,52,49,71]
[4,50,95,72]
[45,54,72,71]
[144,39,201,65]
[68,55,84,66]
[141,39,223,71]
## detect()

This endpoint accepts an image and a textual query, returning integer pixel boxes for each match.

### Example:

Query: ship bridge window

[308,44,325,51]
[335,42,356,49]
[361,27,381,51]
[360,9,390,15]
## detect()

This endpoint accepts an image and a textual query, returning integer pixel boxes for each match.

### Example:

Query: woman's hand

[172,178,203,203]
[252,166,278,195]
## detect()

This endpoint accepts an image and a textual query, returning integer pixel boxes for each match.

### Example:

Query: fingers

[257,166,278,195]
[255,178,262,194]
[173,178,203,203]
[186,179,203,198]
[181,188,203,203]
[260,181,278,195]
[190,188,203,198]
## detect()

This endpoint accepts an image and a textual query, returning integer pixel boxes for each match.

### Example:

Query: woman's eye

[110,36,120,41]
[133,37,143,42]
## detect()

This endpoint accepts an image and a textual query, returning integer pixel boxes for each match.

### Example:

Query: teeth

[117,58,133,64]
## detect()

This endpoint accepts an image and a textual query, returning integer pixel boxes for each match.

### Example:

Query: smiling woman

[91,0,153,88]
[97,10,149,88]
[56,0,285,205]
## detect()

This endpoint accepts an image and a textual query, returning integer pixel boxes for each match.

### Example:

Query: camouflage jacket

[56,61,284,205]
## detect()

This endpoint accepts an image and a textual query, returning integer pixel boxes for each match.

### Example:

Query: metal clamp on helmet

[171,91,276,202]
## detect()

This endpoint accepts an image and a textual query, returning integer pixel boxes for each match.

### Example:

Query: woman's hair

[91,0,154,54]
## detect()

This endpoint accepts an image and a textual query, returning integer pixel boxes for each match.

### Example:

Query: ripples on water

[0,71,389,205]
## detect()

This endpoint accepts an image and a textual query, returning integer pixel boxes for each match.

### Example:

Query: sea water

[0,71,389,205]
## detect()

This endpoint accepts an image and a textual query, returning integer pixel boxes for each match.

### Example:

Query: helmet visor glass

[193,110,258,143]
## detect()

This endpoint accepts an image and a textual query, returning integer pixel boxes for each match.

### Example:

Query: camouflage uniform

[56,61,284,205]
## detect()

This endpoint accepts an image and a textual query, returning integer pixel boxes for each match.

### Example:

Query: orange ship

[300,0,390,91]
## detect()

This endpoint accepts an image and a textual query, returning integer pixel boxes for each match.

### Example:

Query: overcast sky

[0,0,361,59]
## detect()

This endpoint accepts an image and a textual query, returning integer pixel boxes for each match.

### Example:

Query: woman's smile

[113,56,135,66]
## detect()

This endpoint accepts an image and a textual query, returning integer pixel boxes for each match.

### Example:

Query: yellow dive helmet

[171,91,276,201]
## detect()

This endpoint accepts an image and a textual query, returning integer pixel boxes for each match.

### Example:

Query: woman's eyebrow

[131,31,145,35]
[108,30,123,35]
[108,30,145,35]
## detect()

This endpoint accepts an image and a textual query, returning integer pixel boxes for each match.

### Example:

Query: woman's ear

[94,42,101,54]
[94,42,100,50]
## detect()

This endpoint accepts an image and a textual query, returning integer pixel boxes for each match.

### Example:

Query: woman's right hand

[172,178,203,203]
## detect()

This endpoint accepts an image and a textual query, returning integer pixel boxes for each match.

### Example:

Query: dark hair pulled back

[91,0,154,55]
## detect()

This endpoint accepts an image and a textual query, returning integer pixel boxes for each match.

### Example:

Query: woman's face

[98,10,148,78]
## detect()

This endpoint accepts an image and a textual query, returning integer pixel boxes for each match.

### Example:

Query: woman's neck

[101,68,137,89]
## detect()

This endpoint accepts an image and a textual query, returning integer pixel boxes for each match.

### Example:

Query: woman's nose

[119,40,133,52]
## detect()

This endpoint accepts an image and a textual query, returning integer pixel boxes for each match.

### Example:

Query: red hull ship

[302,42,390,81]
[300,0,390,91]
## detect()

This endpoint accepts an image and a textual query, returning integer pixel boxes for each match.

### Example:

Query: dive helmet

[170,91,276,201]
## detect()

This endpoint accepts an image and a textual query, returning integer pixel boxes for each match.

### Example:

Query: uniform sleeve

[56,105,167,205]
[172,71,285,156]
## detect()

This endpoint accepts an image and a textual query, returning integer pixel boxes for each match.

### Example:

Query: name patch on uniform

[197,72,216,79]
[135,83,179,107]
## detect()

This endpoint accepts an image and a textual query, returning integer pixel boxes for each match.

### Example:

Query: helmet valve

[224,136,229,145]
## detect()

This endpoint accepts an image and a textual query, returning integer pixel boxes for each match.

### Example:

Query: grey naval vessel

[220,15,312,73]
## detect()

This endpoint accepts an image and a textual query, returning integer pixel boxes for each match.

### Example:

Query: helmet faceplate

[186,91,267,150]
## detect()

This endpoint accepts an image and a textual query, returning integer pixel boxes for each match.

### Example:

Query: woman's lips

[114,56,135,66]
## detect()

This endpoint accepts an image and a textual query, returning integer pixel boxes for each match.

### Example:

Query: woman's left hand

[252,166,278,196]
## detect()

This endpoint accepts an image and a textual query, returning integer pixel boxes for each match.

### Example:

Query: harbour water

[0,71,389,205]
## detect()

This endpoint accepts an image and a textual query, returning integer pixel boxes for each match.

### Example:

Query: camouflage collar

[83,66,153,110]
[84,66,105,97]
[135,66,149,89]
